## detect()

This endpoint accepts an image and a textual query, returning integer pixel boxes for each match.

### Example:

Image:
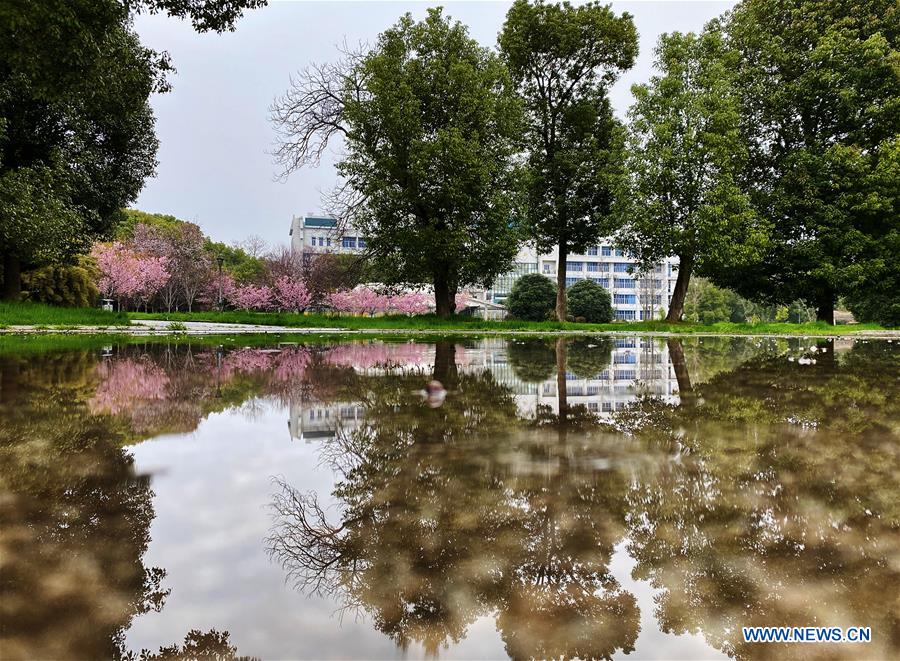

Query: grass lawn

[1,302,893,335]
[0,301,130,327]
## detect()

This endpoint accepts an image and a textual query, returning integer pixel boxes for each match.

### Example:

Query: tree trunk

[0,358,21,404]
[1,252,22,301]
[815,288,834,325]
[433,341,458,387]
[434,273,457,319]
[665,253,693,323]
[555,337,568,423]
[555,246,568,321]
[666,338,695,407]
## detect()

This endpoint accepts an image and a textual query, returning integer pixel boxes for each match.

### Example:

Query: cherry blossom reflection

[89,357,170,417]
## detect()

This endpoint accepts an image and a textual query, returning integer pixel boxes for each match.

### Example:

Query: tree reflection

[620,339,900,659]
[0,351,167,660]
[268,342,639,659]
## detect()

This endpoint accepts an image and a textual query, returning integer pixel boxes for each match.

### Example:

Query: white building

[486,244,679,321]
[289,214,367,254]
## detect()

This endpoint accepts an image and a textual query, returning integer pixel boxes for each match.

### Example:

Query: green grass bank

[1,302,894,335]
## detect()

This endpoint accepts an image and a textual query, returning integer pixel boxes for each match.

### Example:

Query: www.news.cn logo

[742,626,871,643]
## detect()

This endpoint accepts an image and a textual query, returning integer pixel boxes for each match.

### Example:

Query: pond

[0,335,898,660]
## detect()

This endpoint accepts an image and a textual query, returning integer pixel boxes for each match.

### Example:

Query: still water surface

[1,336,898,660]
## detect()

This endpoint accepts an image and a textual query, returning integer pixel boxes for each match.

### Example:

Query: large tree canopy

[0,0,264,300]
[273,9,524,317]
[499,0,637,321]
[615,28,768,322]
[710,0,900,324]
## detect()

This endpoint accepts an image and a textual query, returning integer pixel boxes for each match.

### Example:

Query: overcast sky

[133,1,736,249]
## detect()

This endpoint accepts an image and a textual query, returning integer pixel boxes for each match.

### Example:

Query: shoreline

[1,319,898,340]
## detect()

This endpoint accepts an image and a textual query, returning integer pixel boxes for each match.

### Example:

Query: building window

[342,236,357,248]
[615,248,625,257]
[317,237,325,246]
[594,278,610,288]
[614,368,637,378]
[614,294,637,305]
[587,262,600,272]
[601,246,612,256]
[587,246,598,256]
[614,353,637,364]
[567,262,584,272]
[326,237,332,247]
[565,277,578,287]
[543,262,555,274]
[614,278,635,289]
[614,262,632,273]
[310,237,316,246]
[358,238,367,248]
[615,309,637,321]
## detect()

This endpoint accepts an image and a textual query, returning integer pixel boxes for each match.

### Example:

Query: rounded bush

[566,279,613,323]
[21,262,99,308]
[506,273,557,321]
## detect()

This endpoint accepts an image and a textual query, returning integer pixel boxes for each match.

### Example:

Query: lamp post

[216,255,225,312]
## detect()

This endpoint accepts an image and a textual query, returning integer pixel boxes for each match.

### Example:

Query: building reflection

[287,337,680,442]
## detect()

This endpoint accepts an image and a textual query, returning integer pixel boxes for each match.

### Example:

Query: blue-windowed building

[486,241,679,320]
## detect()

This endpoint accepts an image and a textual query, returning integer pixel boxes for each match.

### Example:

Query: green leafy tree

[506,272,557,321]
[713,0,900,324]
[616,28,768,322]
[272,9,524,317]
[566,279,612,323]
[500,0,637,321]
[0,0,264,300]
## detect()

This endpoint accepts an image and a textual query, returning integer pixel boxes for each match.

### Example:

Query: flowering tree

[273,277,312,312]
[328,287,450,315]
[228,283,273,311]
[390,292,430,315]
[91,242,169,310]
[327,287,390,315]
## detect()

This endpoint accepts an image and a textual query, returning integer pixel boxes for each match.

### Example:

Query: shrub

[21,260,100,308]
[506,273,557,321]
[846,292,900,327]
[566,279,613,323]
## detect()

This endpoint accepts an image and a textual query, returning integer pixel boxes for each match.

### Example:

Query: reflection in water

[0,336,897,659]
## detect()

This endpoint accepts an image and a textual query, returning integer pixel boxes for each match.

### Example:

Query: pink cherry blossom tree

[273,276,312,312]
[91,242,170,310]
[390,292,431,315]
[228,283,274,311]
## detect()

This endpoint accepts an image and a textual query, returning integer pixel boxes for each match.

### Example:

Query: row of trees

[89,210,464,314]
[273,0,898,324]
[0,0,265,301]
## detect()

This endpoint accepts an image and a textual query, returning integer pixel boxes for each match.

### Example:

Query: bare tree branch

[270,41,367,178]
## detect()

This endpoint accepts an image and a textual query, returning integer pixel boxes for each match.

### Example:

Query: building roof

[303,216,337,228]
